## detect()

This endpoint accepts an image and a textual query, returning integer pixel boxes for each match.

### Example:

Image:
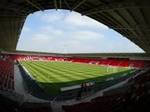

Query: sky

[17,9,144,53]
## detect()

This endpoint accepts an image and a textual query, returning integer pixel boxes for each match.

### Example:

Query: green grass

[20,61,132,95]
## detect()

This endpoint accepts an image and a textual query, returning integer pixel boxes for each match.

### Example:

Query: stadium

[0,0,150,112]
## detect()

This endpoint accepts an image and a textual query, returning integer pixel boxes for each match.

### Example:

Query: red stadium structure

[0,51,150,112]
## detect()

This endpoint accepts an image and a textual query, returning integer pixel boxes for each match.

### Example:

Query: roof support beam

[53,0,58,10]
[97,0,109,5]
[136,8,148,26]
[82,3,149,16]
[59,0,62,9]
[123,9,146,34]
[123,9,150,47]
[113,10,149,49]
[92,13,132,37]
[72,0,87,11]
[110,10,140,38]
[25,0,43,11]
[63,0,71,10]
[100,12,133,37]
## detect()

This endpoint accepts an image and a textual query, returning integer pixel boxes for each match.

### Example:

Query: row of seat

[0,60,14,91]
[3,54,146,68]
[0,99,52,112]
[62,67,150,112]
[70,58,145,68]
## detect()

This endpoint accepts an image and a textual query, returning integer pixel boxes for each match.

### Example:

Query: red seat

[0,60,14,91]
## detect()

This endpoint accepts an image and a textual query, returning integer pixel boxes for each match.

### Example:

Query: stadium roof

[0,0,150,53]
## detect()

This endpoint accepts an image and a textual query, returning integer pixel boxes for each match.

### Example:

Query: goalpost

[107,65,118,73]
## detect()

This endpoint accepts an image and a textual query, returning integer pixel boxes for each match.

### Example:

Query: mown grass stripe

[33,62,91,81]
[26,61,82,82]
[22,61,62,82]
[21,62,53,82]
[49,61,105,73]
[40,61,126,77]
[24,63,50,82]
[35,61,100,78]
[42,61,127,74]
[45,62,102,73]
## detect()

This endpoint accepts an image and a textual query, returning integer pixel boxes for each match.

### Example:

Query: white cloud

[38,10,108,30]
[71,31,104,41]
[40,10,66,23]
[17,10,144,53]
[32,34,52,42]
[41,26,64,36]
[64,11,108,29]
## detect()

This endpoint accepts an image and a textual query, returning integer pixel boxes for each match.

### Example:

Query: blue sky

[17,10,144,53]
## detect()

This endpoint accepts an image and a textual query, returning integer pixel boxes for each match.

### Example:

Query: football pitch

[20,61,133,95]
